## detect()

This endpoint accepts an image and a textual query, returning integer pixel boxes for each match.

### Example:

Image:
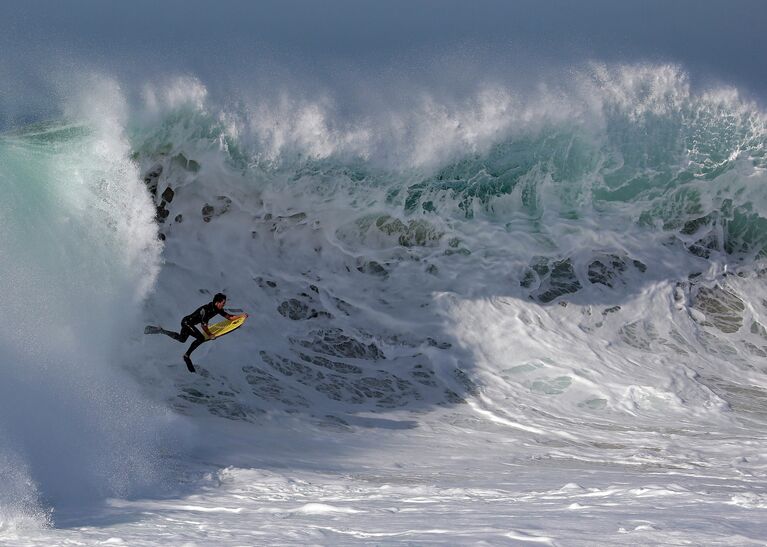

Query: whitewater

[2,61,767,545]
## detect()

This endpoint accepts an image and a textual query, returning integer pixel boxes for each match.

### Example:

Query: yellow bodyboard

[205,316,247,340]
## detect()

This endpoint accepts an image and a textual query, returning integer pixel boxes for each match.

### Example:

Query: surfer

[144,293,247,373]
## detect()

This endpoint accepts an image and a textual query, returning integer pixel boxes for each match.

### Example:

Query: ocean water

[2,60,767,544]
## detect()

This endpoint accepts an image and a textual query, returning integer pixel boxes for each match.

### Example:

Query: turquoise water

[122,66,767,266]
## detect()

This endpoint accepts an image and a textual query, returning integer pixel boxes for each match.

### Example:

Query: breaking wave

[2,62,767,526]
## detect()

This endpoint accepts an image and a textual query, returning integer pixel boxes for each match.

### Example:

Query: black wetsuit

[161,302,227,358]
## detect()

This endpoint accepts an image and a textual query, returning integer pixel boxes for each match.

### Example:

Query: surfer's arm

[201,323,215,339]
[221,311,247,320]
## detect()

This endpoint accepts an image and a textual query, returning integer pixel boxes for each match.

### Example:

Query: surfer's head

[213,293,227,309]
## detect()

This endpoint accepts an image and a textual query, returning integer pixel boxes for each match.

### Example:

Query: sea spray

[0,79,175,522]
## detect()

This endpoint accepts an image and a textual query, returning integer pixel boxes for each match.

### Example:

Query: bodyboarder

[144,293,247,373]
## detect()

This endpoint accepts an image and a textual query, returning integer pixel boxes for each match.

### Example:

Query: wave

[131,64,767,265]
[125,63,767,423]
[2,63,767,525]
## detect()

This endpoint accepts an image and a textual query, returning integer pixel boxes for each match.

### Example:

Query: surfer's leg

[182,327,205,357]
[162,321,196,343]
[182,329,206,373]
[158,328,185,341]
[183,354,195,373]
[185,330,207,356]
[179,323,196,342]
[145,325,184,340]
